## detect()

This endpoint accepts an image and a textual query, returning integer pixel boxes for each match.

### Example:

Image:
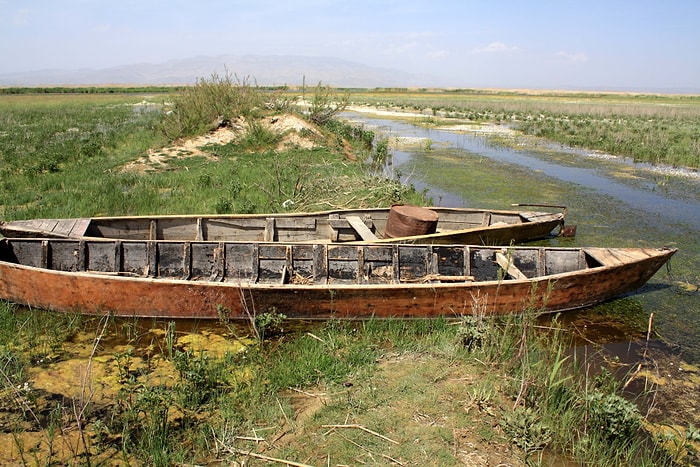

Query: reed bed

[346,89,700,169]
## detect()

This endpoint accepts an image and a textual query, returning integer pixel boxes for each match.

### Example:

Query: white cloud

[426,49,449,59]
[471,41,518,54]
[556,51,588,64]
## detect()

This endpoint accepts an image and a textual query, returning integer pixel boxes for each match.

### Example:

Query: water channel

[342,111,700,365]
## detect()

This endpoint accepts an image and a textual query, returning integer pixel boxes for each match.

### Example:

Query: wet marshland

[342,111,700,364]
[1,102,698,463]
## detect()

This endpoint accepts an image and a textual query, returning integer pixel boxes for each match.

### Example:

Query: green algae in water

[394,145,699,362]
[406,147,567,208]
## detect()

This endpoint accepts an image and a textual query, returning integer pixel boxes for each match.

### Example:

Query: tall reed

[347,89,700,169]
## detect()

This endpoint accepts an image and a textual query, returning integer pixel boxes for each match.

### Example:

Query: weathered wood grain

[0,206,567,245]
[0,237,676,320]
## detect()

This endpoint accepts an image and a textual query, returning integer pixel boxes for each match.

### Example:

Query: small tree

[306,81,349,126]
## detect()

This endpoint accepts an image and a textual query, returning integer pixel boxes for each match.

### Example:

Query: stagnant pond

[342,111,700,364]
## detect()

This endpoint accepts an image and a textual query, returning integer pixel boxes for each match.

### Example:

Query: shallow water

[343,112,700,363]
[347,115,700,228]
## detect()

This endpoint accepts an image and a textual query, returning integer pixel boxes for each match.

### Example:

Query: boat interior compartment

[0,239,597,286]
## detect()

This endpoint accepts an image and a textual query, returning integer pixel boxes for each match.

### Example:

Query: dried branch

[321,424,399,445]
[228,447,314,467]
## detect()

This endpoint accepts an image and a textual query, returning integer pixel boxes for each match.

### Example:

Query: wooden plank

[41,240,49,269]
[149,220,157,241]
[183,242,191,280]
[68,218,91,237]
[274,218,316,229]
[224,243,256,282]
[196,218,203,241]
[464,246,471,277]
[313,243,328,284]
[429,246,439,275]
[538,248,546,277]
[264,217,276,242]
[328,224,339,242]
[252,243,259,283]
[113,241,122,272]
[345,216,378,241]
[208,218,267,228]
[146,241,156,276]
[357,246,366,283]
[213,242,225,281]
[36,219,59,233]
[121,241,148,275]
[284,245,293,284]
[392,245,400,283]
[78,240,86,271]
[328,218,351,229]
[584,248,627,266]
[495,252,528,280]
[53,219,78,237]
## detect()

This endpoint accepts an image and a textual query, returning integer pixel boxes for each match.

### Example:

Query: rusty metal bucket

[384,205,439,238]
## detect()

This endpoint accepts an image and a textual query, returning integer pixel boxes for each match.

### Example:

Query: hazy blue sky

[2,0,698,90]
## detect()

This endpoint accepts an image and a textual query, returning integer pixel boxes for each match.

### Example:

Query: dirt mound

[122,113,323,174]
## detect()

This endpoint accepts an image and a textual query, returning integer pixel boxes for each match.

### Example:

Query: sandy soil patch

[437,123,518,136]
[122,114,323,174]
[346,104,518,138]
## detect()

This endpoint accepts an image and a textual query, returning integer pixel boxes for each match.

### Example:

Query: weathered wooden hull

[0,206,566,245]
[0,238,675,319]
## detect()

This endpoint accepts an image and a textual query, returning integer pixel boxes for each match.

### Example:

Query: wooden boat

[0,205,567,246]
[0,237,675,319]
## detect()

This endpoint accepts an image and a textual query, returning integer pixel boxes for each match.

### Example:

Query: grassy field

[0,83,697,466]
[0,89,418,222]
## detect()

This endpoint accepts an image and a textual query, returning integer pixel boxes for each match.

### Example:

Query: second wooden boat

[0,205,567,245]
[0,237,674,320]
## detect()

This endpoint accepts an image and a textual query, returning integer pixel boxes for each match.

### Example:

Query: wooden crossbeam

[495,252,528,280]
[345,216,378,241]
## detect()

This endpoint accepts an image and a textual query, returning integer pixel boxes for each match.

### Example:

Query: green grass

[0,299,689,465]
[0,94,168,219]
[344,88,700,169]
[0,90,421,221]
[0,84,696,465]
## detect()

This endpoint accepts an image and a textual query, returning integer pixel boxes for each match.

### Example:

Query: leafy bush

[456,315,489,351]
[239,120,282,151]
[500,406,553,453]
[585,391,642,442]
[254,309,287,340]
[160,71,264,141]
[373,138,389,165]
[323,118,375,149]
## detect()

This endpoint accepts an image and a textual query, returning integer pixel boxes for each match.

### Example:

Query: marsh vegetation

[345,88,700,170]
[0,81,698,465]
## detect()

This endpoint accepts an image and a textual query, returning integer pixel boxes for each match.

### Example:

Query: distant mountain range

[0,55,440,88]
[3,55,697,93]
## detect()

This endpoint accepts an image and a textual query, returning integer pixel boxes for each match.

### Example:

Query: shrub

[456,315,489,351]
[306,81,349,126]
[500,406,553,453]
[585,391,642,442]
[160,71,264,141]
